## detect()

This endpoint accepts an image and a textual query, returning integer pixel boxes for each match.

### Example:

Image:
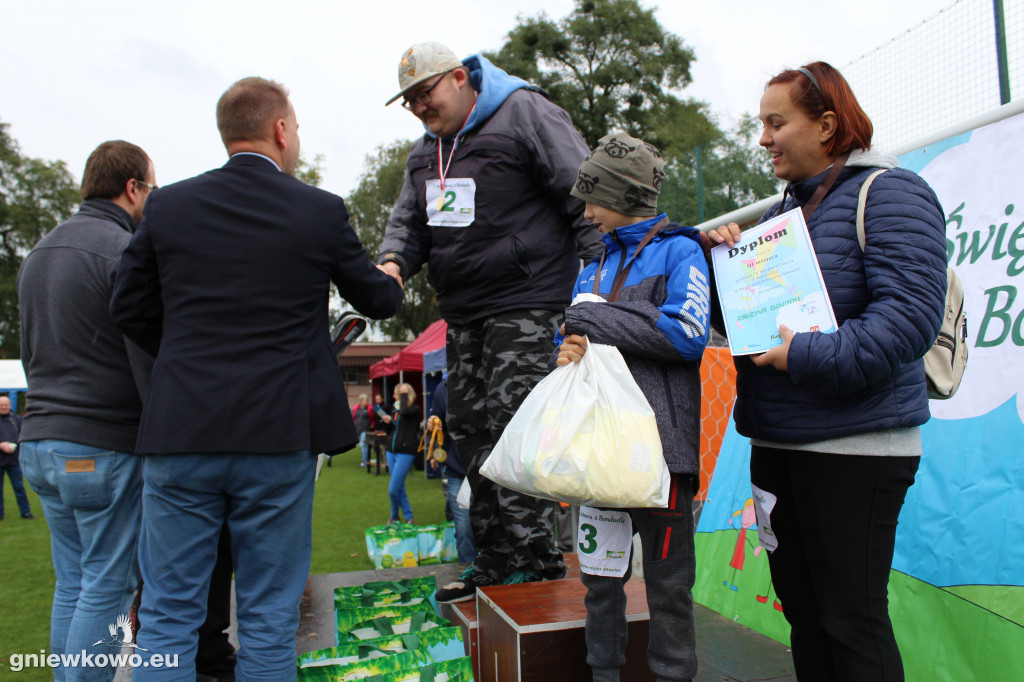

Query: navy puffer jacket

[731,152,947,443]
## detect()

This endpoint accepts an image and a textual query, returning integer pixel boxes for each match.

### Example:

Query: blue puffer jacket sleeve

[786,168,947,397]
[731,160,948,443]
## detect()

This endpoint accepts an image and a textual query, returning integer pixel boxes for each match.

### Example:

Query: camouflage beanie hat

[571,133,665,217]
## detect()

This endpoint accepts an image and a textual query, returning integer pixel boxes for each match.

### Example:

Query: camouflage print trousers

[445,309,566,582]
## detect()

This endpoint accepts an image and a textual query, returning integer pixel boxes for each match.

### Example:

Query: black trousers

[750,445,919,682]
[196,524,235,675]
[582,473,698,681]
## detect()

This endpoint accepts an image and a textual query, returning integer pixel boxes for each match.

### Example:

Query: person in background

[554,133,710,682]
[705,61,947,681]
[367,393,392,471]
[352,393,372,468]
[195,525,236,682]
[427,378,475,563]
[0,395,32,521]
[385,383,420,525]
[18,140,155,681]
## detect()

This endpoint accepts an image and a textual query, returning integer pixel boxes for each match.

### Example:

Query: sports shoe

[21,513,36,520]
[436,566,498,603]
[503,571,541,585]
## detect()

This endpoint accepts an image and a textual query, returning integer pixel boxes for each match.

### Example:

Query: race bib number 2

[426,178,476,227]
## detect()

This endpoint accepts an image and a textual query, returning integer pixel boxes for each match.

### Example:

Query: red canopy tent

[368,319,447,380]
[368,321,447,478]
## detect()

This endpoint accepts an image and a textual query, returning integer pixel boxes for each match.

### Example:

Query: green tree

[486,0,718,155]
[294,152,351,324]
[486,0,777,223]
[294,152,325,187]
[345,139,439,341]
[659,115,781,226]
[0,121,80,357]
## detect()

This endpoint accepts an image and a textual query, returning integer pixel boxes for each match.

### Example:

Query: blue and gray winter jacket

[552,214,711,476]
[726,150,948,443]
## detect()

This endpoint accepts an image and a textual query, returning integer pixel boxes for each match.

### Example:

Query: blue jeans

[1,462,32,517]
[19,440,143,682]
[134,451,316,681]
[445,475,476,563]
[359,431,370,464]
[385,451,414,522]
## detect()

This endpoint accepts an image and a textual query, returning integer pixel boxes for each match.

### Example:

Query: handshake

[377,262,404,289]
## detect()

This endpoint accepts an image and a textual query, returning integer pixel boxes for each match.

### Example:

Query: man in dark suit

[110,77,403,680]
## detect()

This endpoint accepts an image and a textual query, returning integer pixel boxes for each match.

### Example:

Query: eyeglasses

[134,179,158,191]
[401,69,455,111]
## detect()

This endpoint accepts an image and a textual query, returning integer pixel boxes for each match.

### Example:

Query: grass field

[0,448,450,678]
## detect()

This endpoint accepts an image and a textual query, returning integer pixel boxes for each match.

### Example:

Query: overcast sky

[1,0,954,197]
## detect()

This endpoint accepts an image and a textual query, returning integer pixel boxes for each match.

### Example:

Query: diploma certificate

[711,208,837,355]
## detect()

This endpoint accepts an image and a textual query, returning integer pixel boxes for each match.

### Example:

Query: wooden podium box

[474,565,654,682]
[441,598,480,679]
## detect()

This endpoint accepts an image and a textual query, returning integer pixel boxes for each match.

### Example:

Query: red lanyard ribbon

[436,95,477,190]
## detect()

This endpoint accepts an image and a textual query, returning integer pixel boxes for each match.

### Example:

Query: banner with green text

[694,109,1024,682]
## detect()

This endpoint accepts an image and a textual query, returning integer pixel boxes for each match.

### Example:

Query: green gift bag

[365,523,420,569]
[417,523,446,566]
[296,645,432,681]
[300,626,466,670]
[441,522,458,563]
[334,576,438,612]
[341,609,452,643]
[366,656,475,682]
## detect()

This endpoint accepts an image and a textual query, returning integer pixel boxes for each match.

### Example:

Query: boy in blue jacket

[553,133,710,681]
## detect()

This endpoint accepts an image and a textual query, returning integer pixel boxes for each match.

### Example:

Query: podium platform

[296,558,796,682]
[441,554,653,681]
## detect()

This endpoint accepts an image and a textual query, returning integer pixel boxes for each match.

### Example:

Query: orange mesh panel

[698,348,737,500]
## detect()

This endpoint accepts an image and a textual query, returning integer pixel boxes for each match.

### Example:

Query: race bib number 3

[577,506,633,578]
[426,178,476,227]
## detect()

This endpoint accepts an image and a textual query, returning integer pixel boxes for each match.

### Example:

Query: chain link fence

[843,0,1023,153]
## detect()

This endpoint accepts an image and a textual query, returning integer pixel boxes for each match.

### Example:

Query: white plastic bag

[456,477,471,510]
[480,338,669,508]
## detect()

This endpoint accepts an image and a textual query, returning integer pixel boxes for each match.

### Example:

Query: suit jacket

[110,154,403,455]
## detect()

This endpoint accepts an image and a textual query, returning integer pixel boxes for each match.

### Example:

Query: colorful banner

[694,110,1024,681]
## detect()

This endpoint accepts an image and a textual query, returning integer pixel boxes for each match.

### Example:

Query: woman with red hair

[707,62,947,681]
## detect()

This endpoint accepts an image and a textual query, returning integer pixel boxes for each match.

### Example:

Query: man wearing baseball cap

[378,42,602,602]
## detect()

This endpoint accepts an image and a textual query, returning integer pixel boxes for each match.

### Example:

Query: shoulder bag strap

[800,152,850,222]
[591,217,668,302]
[855,169,888,251]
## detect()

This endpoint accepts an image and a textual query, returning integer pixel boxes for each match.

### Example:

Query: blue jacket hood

[424,54,530,139]
[604,213,702,251]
